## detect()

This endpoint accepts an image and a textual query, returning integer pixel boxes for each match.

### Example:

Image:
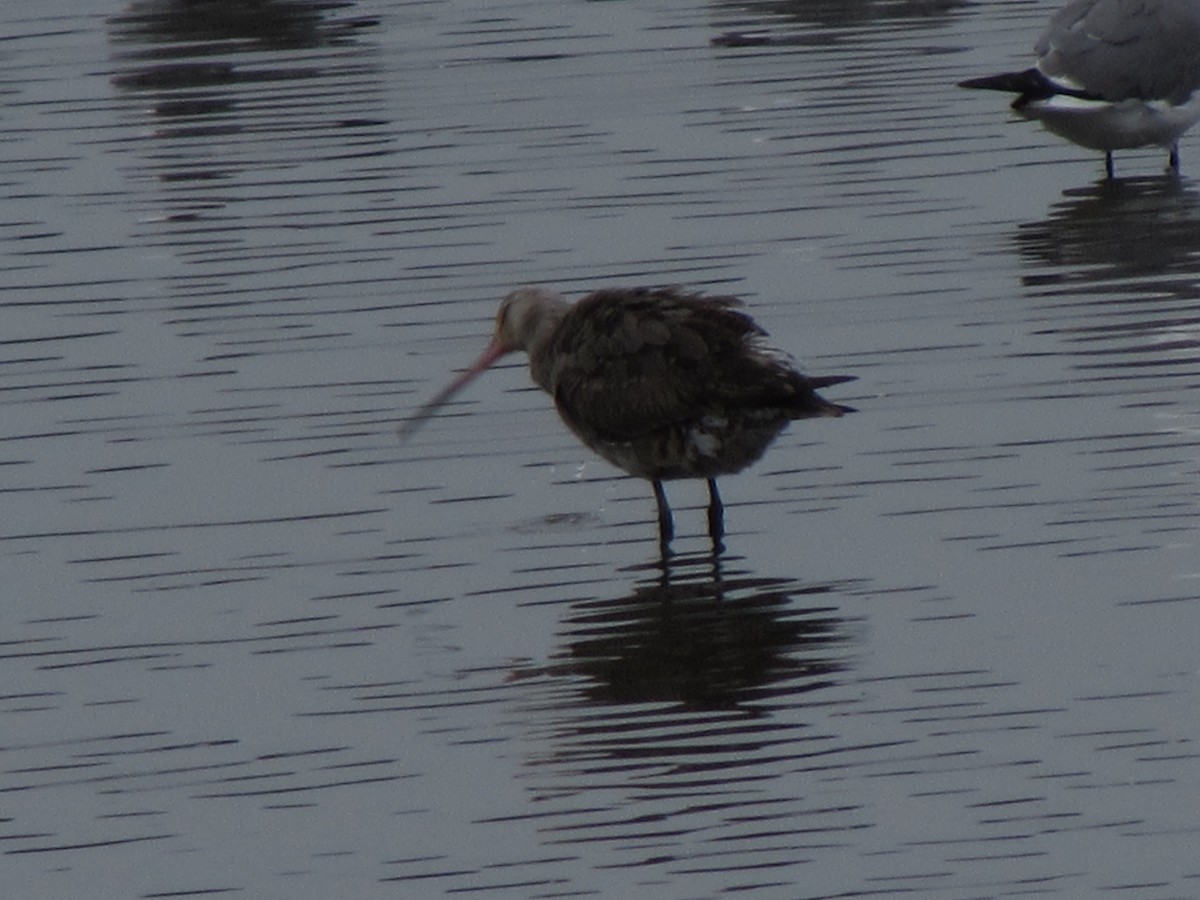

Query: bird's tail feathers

[812,400,855,417]
[800,374,856,418]
[807,374,856,390]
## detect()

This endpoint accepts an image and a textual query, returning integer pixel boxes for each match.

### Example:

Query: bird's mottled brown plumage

[523,286,851,481]
[401,284,855,548]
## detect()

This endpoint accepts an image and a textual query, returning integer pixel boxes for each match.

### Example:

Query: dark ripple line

[192,772,406,799]
[79,552,420,584]
[5,832,175,855]
[0,506,390,542]
[0,621,402,665]
[1116,593,1199,607]
[0,329,118,346]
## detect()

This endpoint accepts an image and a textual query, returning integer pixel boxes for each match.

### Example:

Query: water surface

[2,1,1198,898]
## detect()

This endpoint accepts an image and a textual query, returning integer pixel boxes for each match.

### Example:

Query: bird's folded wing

[548,288,791,441]
[1036,0,1200,102]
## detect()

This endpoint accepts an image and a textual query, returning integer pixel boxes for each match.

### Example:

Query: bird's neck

[524,307,567,393]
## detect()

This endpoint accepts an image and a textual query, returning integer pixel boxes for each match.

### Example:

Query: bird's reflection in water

[107,0,381,151]
[520,550,858,713]
[507,552,861,822]
[109,0,377,55]
[1016,176,1200,280]
[710,0,968,40]
[1013,176,1200,390]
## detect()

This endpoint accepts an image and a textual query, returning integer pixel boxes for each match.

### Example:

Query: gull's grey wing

[1036,0,1200,102]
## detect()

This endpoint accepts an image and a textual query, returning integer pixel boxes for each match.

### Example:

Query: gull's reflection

[1015,177,1200,281]
[107,0,382,168]
[711,0,968,47]
[1013,178,1200,386]
[109,0,377,56]
[105,0,386,265]
[711,0,967,31]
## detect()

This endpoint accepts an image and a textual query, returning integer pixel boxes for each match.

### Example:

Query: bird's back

[1037,0,1200,103]
[537,287,851,479]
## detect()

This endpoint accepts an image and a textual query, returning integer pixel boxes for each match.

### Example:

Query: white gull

[960,0,1200,177]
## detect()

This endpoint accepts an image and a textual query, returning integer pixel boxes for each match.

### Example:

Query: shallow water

[2,1,1198,898]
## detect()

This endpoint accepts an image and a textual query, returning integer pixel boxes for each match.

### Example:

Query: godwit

[959,0,1200,178]
[399,286,854,548]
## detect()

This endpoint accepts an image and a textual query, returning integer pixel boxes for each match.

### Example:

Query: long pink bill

[397,338,508,443]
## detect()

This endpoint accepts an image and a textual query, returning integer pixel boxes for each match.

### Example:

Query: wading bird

[959,0,1200,178]
[398,286,854,549]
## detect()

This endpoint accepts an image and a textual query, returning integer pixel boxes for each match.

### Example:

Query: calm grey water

[3,1,1198,898]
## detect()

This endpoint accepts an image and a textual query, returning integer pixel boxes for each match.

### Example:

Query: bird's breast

[566,409,790,481]
[1023,92,1200,150]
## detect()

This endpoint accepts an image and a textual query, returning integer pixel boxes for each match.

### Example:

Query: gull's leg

[1105,150,1115,180]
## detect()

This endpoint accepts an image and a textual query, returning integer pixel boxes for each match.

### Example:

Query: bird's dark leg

[652,479,674,550]
[706,478,725,549]
[1104,150,1115,180]
[1169,142,1181,174]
